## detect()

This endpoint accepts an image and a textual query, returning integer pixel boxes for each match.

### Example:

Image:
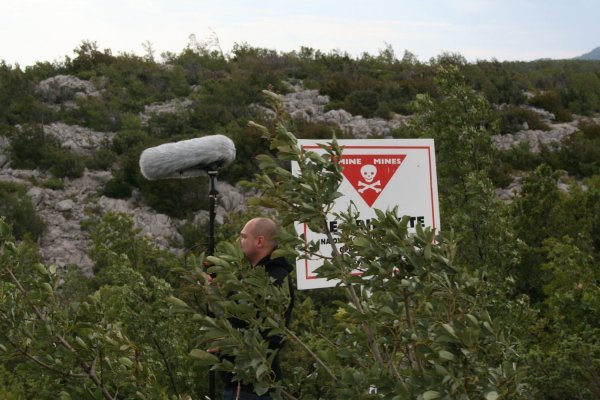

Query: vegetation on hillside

[0,40,599,398]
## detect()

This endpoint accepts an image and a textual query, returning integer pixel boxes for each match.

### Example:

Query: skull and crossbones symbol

[358,164,381,193]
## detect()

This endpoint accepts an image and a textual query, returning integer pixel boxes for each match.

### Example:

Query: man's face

[240,221,258,261]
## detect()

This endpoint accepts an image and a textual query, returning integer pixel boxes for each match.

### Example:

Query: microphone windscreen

[139,135,236,180]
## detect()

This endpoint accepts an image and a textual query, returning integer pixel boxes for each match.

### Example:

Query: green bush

[85,147,117,170]
[178,218,207,254]
[578,118,600,140]
[553,131,600,177]
[498,105,550,133]
[103,175,132,199]
[40,177,64,190]
[497,141,544,172]
[8,124,56,170]
[529,91,573,122]
[111,114,149,154]
[0,181,45,240]
[344,89,379,117]
[9,124,86,178]
[47,149,85,178]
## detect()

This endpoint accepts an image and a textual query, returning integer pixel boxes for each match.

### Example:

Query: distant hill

[574,46,600,60]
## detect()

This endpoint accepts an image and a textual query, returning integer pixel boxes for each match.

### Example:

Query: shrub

[529,91,573,122]
[102,176,132,199]
[0,181,45,240]
[85,147,117,170]
[178,218,207,254]
[47,149,85,178]
[8,124,56,170]
[40,177,64,190]
[344,89,379,117]
[8,124,86,178]
[578,118,600,140]
[498,105,550,133]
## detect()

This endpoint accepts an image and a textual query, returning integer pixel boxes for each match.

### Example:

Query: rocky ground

[0,75,588,273]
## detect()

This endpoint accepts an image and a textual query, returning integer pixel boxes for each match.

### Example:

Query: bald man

[221,217,294,400]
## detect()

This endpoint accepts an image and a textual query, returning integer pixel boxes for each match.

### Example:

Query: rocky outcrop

[37,75,103,109]
[0,168,112,275]
[0,78,592,272]
[43,123,116,156]
[0,164,250,274]
[261,84,410,138]
[492,121,579,153]
[495,177,523,202]
[140,98,194,125]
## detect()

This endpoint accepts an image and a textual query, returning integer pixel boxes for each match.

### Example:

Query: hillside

[575,46,600,60]
[0,74,586,272]
[0,42,599,399]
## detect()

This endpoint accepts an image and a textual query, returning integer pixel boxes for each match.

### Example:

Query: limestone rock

[495,177,523,201]
[56,199,74,212]
[27,187,45,206]
[140,98,193,124]
[43,123,116,156]
[491,121,579,153]
[37,75,101,103]
[279,85,406,138]
[218,181,246,214]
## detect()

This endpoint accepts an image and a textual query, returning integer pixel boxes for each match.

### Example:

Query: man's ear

[256,235,265,248]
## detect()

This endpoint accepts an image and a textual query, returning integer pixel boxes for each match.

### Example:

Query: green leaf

[59,391,71,400]
[380,306,395,315]
[466,314,479,326]
[119,357,133,368]
[271,248,297,260]
[166,296,189,309]
[353,237,371,248]
[33,263,47,275]
[189,348,219,363]
[424,244,432,260]
[75,336,88,349]
[205,255,230,267]
[42,282,54,295]
[485,391,499,400]
[442,323,457,338]
[422,390,441,399]
[256,363,269,379]
[439,350,455,361]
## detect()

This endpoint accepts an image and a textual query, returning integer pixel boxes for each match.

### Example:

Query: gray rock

[218,181,246,213]
[37,75,100,103]
[56,199,74,212]
[279,85,405,138]
[491,121,579,153]
[43,123,115,156]
[140,98,193,125]
[27,187,45,206]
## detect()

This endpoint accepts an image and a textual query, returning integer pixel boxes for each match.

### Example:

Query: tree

[411,64,519,277]
[173,90,527,399]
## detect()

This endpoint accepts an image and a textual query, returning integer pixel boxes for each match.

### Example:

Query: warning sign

[292,139,440,290]
[340,155,406,207]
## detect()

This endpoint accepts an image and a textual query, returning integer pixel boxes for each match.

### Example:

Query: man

[221,217,294,400]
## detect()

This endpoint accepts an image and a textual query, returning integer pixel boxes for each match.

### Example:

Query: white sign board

[292,139,440,290]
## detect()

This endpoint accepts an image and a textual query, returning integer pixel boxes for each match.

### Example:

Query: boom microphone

[139,135,236,180]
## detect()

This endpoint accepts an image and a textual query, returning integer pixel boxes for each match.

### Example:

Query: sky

[1,0,599,68]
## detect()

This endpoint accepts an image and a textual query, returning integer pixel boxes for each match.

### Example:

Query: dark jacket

[220,254,294,391]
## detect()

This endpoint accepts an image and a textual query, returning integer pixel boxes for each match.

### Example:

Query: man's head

[240,217,278,266]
